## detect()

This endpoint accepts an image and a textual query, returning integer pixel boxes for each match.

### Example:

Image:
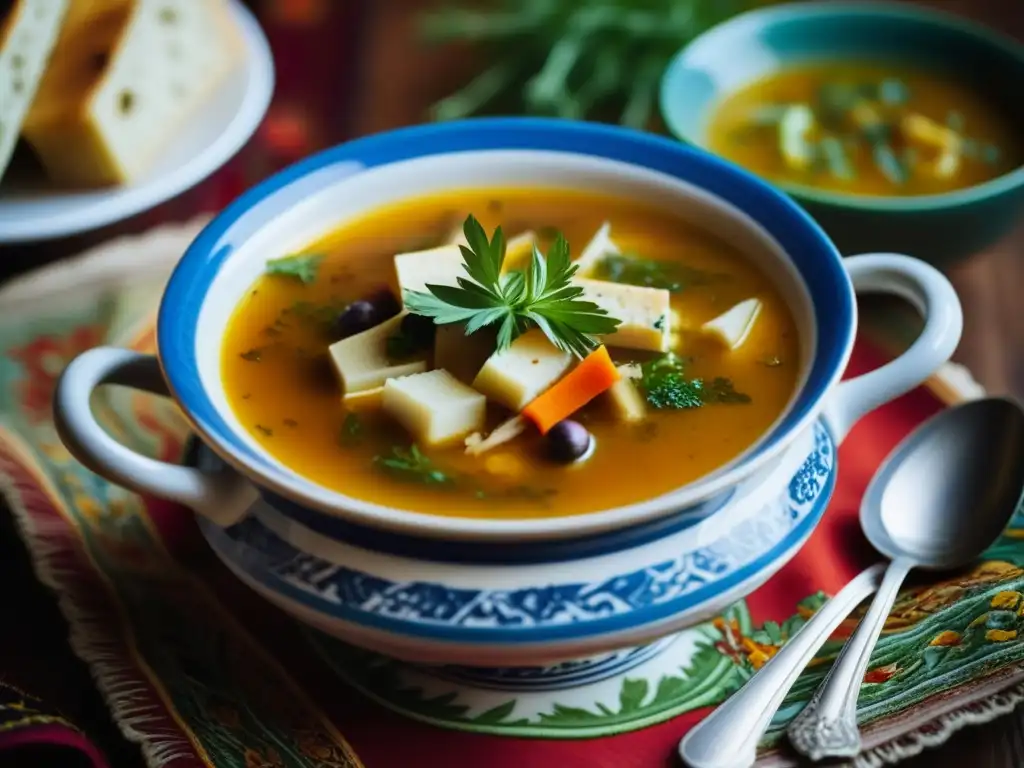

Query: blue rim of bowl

[158,117,853,538]
[659,0,1024,212]
[197,421,835,645]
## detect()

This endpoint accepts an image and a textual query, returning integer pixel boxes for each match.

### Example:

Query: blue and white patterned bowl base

[198,420,835,686]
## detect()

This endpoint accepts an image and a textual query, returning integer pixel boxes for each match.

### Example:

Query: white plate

[0,0,274,244]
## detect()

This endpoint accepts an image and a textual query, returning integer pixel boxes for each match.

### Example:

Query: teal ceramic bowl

[659,2,1024,268]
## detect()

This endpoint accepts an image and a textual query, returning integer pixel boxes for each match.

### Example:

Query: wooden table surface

[1,0,1022,766]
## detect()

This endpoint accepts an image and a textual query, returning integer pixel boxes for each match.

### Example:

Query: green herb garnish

[403,215,620,358]
[374,445,454,486]
[819,136,854,181]
[872,143,907,185]
[703,377,752,404]
[240,348,263,362]
[266,253,324,285]
[595,253,720,294]
[639,353,702,409]
[386,323,433,362]
[386,332,419,361]
[638,353,750,409]
[255,424,273,437]
[340,413,362,447]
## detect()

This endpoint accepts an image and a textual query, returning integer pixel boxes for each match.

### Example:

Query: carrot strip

[522,346,621,434]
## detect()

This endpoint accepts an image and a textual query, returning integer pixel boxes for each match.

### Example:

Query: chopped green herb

[280,298,347,331]
[386,322,434,362]
[240,348,263,362]
[638,353,749,409]
[404,215,621,359]
[704,377,751,404]
[340,413,362,447]
[945,110,965,132]
[645,374,705,410]
[878,78,909,106]
[386,332,419,361]
[374,445,454,486]
[284,418,298,428]
[819,136,854,181]
[982,143,1001,164]
[595,253,720,293]
[255,424,273,437]
[266,253,324,284]
[638,354,701,409]
[872,144,907,185]
[653,315,666,331]
[816,82,861,125]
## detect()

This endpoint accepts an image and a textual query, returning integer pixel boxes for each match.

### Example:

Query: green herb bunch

[421,0,784,128]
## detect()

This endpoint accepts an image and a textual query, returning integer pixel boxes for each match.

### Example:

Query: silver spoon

[679,397,1024,768]
[787,396,1024,760]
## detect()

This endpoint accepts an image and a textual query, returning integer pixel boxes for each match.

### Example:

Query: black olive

[546,420,592,463]
[400,313,436,348]
[331,300,377,339]
[366,287,401,323]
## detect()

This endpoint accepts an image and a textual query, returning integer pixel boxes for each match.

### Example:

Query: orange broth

[220,189,801,518]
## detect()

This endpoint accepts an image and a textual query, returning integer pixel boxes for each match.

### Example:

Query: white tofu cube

[574,278,671,352]
[382,370,486,446]
[573,222,619,277]
[394,245,466,297]
[472,329,573,411]
[604,367,647,423]
[702,298,763,350]
[343,386,384,412]
[328,314,427,394]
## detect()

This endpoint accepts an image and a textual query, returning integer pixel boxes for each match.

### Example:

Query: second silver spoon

[788,396,1024,760]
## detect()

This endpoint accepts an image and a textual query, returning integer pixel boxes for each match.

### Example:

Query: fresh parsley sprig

[403,215,621,358]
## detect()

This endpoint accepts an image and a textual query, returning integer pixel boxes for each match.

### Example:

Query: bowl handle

[53,347,257,526]
[825,253,963,442]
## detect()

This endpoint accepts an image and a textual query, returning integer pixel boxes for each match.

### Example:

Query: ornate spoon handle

[787,557,914,760]
[679,563,887,768]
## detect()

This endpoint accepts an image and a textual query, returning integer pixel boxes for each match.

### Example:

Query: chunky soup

[706,61,1021,196]
[221,189,800,519]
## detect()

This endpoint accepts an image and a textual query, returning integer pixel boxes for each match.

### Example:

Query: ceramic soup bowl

[660,2,1024,268]
[53,119,962,546]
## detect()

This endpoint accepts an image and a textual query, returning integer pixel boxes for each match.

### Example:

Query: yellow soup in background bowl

[661,2,1024,267]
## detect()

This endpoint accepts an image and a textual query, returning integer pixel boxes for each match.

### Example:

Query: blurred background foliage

[420,0,787,128]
